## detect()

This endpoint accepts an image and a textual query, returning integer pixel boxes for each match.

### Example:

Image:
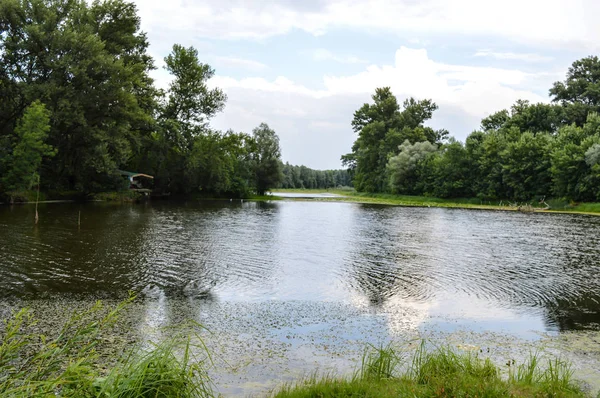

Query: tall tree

[550,113,600,201]
[0,0,157,192]
[501,132,554,201]
[425,138,473,198]
[161,44,226,149]
[251,123,283,195]
[550,56,600,126]
[132,44,228,194]
[344,87,445,192]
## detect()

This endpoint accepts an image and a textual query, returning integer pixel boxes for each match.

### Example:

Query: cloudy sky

[132,0,599,169]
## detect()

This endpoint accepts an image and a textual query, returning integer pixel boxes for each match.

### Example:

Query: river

[1,200,599,395]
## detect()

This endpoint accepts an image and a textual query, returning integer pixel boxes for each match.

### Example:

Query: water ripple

[1,202,600,330]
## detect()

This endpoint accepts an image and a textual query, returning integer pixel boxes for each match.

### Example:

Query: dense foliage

[344,56,600,202]
[0,0,284,199]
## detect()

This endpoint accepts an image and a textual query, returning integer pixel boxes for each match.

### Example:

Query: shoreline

[4,190,600,217]
[1,297,599,397]
[270,190,600,216]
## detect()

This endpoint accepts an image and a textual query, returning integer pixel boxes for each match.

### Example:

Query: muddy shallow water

[1,201,599,395]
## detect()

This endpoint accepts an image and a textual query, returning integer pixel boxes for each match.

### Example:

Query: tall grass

[274,343,587,398]
[355,344,401,381]
[96,337,213,397]
[0,297,213,397]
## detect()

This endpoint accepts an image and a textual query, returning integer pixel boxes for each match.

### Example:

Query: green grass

[0,295,213,397]
[96,337,212,398]
[1,190,46,203]
[247,194,284,201]
[274,344,587,398]
[271,188,352,194]
[273,189,600,215]
[93,191,144,202]
[568,202,600,214]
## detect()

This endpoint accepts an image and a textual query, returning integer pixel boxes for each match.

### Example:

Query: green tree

[344,87,444,192]
[550,113,600,201]
[501,132,554,201]
[506,101,564,134]
[424,139,473,198]
[476,130,511,199]
[185,130,253,197]
[251,123,283,195]
[550,56,600,126]
[481,110,510,132]
[132,43,228,195]
[0,0,157,192]
[2,101,55,192]
[387,140,437,194]
[161,44,226,149]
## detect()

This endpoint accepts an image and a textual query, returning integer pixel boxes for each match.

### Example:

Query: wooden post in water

[78,210,81,228]
[34,175,40,225]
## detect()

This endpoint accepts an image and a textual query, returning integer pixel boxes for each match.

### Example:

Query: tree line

[280,163,352,189]
[4,1,599,203]
[0,0,288,199]
[343,56,600,202]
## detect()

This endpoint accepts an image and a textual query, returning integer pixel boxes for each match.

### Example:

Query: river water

[1,200,599,395]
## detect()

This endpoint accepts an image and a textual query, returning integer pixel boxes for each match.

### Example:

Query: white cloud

[206,47,549,169]
[312,49,368,64]
[132,0,600,50]
[213,76,329,97]
[474,50,554,63]
[213,56,268,71]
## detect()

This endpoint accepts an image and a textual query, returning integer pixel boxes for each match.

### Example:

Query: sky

[132,0,600,170]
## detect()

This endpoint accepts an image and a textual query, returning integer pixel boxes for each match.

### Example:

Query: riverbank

[271,189,600,216]
[0,300,592,397]
[0,191,280,205]
[5,188,599,217]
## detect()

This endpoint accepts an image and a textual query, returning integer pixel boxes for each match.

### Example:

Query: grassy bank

[92,191,146,202]
[275,345,588,398]
[271,189,600,215]
[0,300,595,397]
[270,188,354,194]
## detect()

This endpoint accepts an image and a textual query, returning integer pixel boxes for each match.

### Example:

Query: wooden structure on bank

[117,170,154,194]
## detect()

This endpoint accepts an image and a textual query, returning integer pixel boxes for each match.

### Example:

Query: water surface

[1,201,599,395]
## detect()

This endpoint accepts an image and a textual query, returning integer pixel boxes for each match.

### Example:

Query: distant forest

[1,0,599,202]
[280,164,351,189]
